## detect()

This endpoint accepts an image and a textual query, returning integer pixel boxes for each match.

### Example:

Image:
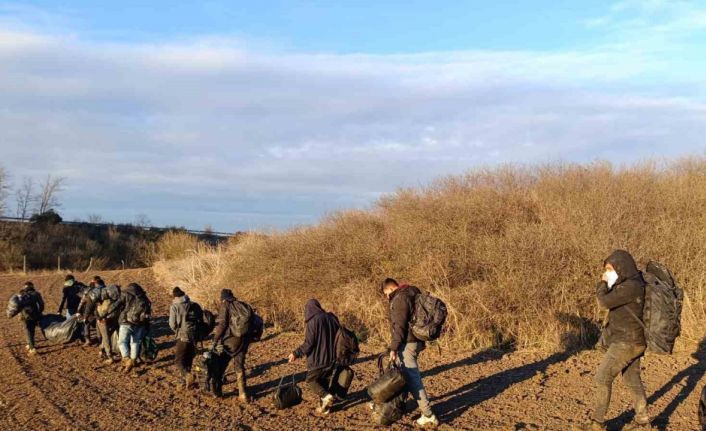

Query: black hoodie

[294,299,339,370]
[597,249,646,346]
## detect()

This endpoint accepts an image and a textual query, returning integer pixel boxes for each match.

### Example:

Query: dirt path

[0,269,704,430]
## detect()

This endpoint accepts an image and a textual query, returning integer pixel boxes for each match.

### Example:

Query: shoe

[623,421,652,431]
[316,394,335,415]
[27,348,37,356]
[103,357,116,365]
[185,373,195,389]
[572,421,606,431]
[25,345,30,351]
[416,413,440,428]
[123,359,134,373]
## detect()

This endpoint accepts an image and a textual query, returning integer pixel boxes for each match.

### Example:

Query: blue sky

[1,1,705,231]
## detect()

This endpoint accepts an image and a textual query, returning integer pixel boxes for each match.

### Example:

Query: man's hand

[288,353,297,363]
[389,350,398,364]
[601,271,609,282]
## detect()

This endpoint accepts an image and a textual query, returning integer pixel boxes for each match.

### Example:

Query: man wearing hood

[16,281,44,356]
[576,250,650,431]
[381,278,439,428]
[169,287,198,390]
[288,299,340,415]
[101,283,151,372]
[211,289,253,402]
[58,274,83,319]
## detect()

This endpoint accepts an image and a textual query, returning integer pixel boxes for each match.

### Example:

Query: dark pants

[212,341,249,396]
[593,342,648,424]
[97,319,117,356]
[83,319,96,342]
[175,340,196,377]
[306,366,334,398]
[23,319,38,349]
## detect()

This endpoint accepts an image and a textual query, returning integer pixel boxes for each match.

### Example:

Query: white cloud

[0,3,705,230]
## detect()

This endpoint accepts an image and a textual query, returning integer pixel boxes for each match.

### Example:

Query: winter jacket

[102,284,151,327]
[169,295,195,343]
[58,283,83,314]
[77,286,98,322]
[213,298,249,356]
[19,287,44,322]
[597,250,646,346]
[388,285,422,352]
[294,299,339,370]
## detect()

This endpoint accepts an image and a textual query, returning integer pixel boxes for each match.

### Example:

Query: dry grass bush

[156,157,706,352]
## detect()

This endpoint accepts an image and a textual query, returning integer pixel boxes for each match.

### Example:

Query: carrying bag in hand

[371,392,407,426]
[330,365,354,400]
[367,354,407,404]
[272,375,303,409]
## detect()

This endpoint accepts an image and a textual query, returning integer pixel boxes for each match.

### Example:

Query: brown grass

[153,158,706,352]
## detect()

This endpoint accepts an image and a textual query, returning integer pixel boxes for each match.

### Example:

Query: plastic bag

[42,315,81,344]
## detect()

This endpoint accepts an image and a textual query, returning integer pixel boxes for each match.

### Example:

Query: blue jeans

[398,342,433,416]
[118,324,147,360]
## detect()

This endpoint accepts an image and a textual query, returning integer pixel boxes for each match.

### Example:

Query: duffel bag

[272,374,303,409]
[367,354,407,404]
[330,365,354,400]
[371,392,408,426]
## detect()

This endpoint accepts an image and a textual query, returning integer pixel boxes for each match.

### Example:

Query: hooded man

[93,277,120,364]
[102,283,151,373]
[77,280,99,346]
[381,278,439,428]
[16,282,44,356]
[58,274,84,319]
[288,299,340,415]
[211,289,252,401]
[576,250,650,431]
[169,287,198,390]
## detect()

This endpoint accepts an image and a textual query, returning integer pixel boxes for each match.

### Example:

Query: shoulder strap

[624,306,647,330]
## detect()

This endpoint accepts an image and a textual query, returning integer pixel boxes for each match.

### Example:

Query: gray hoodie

[169,295,195,343]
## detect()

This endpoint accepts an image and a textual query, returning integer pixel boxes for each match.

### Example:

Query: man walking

[15,282,44,356]
[381,278,439,428]
[58,274,83,319]
[102,283,151,373]
[169,287,199,390]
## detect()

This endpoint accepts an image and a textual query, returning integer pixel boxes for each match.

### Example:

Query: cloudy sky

[1,1,705,231]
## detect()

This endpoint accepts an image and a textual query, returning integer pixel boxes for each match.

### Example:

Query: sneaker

[572,421,606,431]
[27,348,37,356]
[416,413,440,428]
[25,345,30,351]
[316,394,335,415]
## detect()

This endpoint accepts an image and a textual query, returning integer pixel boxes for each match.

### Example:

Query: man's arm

[168,304,178,333]
[596,281,641,310]
[294,320,316,358]
[212,302,228,343]
[58,288,67,313]
[389,296,410,352]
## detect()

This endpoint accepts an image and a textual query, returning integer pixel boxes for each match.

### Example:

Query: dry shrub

[155,157,706,352]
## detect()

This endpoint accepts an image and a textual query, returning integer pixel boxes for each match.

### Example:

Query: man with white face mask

[575,250,650,431]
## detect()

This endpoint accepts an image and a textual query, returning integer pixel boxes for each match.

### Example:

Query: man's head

[64,274,75,287]
[380,278,400,298]
[172,287,185,298]
[221,289,235,301]
[23,281,34,291]
[93,276,105,287]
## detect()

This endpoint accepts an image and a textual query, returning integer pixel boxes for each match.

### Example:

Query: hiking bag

[330,365,355,400]
[627,261,684,355]
[126,293,151,326]
[42,315,82,344]
[334,324,360,367]
[101,285,121,303]
[228,300,253,337]
[195,350,220,395]
[371,392,407,426]
[272,375,303,409]
[184,301,204,339]
[367,354,407,404]
[410,291,448,342]
[198,309,217,341]
[248,312,264,342]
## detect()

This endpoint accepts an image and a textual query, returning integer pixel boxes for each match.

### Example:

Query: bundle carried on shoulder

[6,294,25,318]
[367,354,407,404]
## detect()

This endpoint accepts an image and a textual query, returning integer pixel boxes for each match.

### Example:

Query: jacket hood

[125,283,142,297]
[604,249,640,284]
[304,299,325,322]
[172,295,190,305]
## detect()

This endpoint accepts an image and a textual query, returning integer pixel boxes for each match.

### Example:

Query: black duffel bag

[700,384,706,430]
[372,392,408,426]
[272,374,303,409]
[330,365,355,400]
[367,354,407,404]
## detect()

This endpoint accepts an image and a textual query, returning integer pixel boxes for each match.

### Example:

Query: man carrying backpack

[381,278,439,428]
[169,287,200,390]
[211,289,252,402]
[101,283,151,372]
[77,280,99,346]
[94,277,120,364]
[575,250,650,431]
[287,299,340,415]
[58,274,83,319]
[15,282,44,356]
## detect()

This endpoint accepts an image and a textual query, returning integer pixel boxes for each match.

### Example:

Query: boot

[236,372,250,403]
[123,358,134,373]
[316,394,334,415]
[572,420,606,431]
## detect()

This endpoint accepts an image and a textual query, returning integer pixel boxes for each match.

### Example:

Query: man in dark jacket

[382,278,439,428]
[58,274,83,319]
[77,280,99,346]
[211,289,251,402]
[575,250,650,431]
[288,299,339,415]
[94,278,120,364]
[101,283,151,372]
[169,287,197,390]
[17,282,44,356]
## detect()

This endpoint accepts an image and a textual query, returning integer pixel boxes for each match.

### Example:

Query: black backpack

[334,323,360,366]
[21,292,42,321]
[227,300,253,337]
[126,289,151,326]
[627,261,684,355]
[410,291,448,342]
[248,312,264,342]
[184,301,204,335]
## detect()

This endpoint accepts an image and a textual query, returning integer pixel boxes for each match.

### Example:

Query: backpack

[20,292,42,321]
[334,323,360,367]
[184,301,204,333]
[101,284,121,303]
[410,291,448,342]
[248,312,264,342]
[7,294,25,318]
[227,300,253,338]
[628,261,684,355]
[126,290,151,326]
[199,309,217,341]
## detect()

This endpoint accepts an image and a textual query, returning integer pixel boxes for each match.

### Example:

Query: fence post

[58,256,61,272]
[23,255,26,274]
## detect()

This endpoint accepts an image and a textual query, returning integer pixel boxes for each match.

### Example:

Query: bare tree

[135,214,152,228]
[87,213,103,224]
[15,177,35,220]
[0,167,8,216]
[35,175,65,215]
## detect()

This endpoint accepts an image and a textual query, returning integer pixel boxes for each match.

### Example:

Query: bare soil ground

[0,269,704,430]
